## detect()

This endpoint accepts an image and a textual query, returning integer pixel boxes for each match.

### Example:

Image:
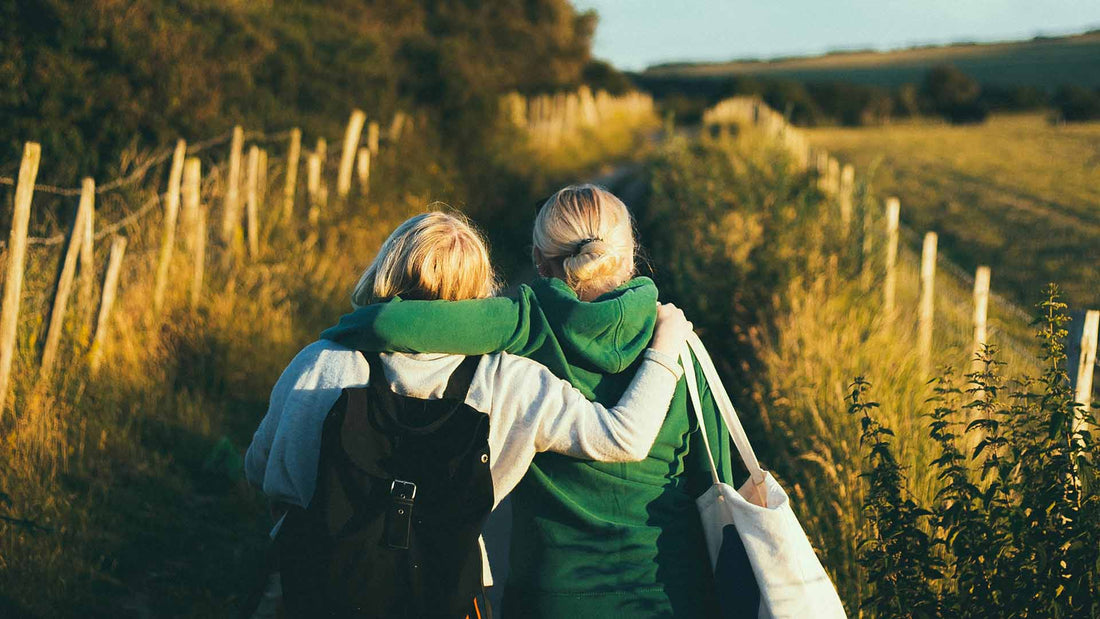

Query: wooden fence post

[283,128,301,220]
[191,208,207,309]
[307,153,326,225]
[367,121,380,155]
[860,199,874,291]
[257,148,268,209]
[357,147,371,195]
[181,158,201,244]
[883,197,900,317]
[78,178,96,323]
[221,126,244,243]
[1074,310,1099,412]
[246,145,260,258]
[337,109,367,198]
[826,158,840,195]
[0,142,41,414]
[971,266,991,370]
[919,231,938,376]
[90,236,127,373]
[390,111,407,142]
[154,139,187,313]
[839,164,854,233]
[40,177,95,381]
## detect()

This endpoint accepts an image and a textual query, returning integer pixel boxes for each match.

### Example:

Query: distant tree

[582,60,633,95]
[895,83,922,118]
[1052,85,1100,122]
[980,85,1049,112]
[922,64,988,124]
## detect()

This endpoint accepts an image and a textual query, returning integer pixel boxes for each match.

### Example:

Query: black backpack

[276,355,494,618]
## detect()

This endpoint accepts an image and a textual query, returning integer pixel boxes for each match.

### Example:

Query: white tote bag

[681,333,846,619]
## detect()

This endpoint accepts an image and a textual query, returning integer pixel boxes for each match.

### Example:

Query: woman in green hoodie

[322,185,735,617]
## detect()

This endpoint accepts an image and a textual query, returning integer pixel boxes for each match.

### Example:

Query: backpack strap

[443,355,481,401]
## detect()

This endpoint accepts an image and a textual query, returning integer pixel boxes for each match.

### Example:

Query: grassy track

[807,113,1100,309]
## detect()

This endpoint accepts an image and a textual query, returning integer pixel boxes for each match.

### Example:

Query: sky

[571,0,1100,71]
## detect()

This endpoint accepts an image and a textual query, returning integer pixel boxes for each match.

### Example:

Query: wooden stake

[826,158,840,195]
[257,148,268,209]
[181,158,201,246]
[246,145,260,258]
[0,142,41,414]
[40,178,94,381]
[860,199,874,291]
[191,208,207,310]
[154,139,187,312]
[1075,310,1099,412]
[367,121,380,155]
[307,153,324,225]
[337,109,367,198]
[839,164,855,233]
[221,126,244,243]
[971,266,991,370]
[356,147,371,194]
[883,198,901,316]
[389,111,407,141]
[919,231,938,376]
[78,178,96,325]
[283,128,301,220]
[90,236,127,373]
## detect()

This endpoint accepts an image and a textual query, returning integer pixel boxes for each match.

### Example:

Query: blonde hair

[351,211,497,307]
[532,184,636,301]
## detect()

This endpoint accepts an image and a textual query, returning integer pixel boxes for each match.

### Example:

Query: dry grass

[808,113,1100,309]
[0,99,657,616]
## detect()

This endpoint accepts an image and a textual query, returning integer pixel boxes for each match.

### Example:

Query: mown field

[646,31,1100,90]
[807,113,1100,310]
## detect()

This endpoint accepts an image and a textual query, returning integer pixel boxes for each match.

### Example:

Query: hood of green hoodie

[526,276,657,374]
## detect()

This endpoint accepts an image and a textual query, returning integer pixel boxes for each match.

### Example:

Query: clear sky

[572,0,1100,71]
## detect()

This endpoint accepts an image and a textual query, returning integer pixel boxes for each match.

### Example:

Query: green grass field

[645,32,1100,91]
[806,113,1100,310]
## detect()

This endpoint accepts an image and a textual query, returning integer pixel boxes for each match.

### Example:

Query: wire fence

[0,128,300,251]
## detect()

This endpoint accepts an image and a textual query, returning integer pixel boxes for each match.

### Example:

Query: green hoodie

[322,277,734,618]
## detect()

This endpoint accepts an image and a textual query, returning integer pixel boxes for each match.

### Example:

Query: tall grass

[0,94,659,615]
[636,126,1082,615]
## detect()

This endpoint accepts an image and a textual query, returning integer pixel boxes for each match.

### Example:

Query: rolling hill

[645,31,1100,91]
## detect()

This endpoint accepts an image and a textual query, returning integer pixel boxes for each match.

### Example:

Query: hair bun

[562,239,621,293]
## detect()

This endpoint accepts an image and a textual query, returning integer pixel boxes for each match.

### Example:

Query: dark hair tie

[574,237,601,254]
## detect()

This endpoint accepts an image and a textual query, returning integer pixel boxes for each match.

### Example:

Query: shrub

[921,64,989,124]
[851,285,1100,616]
[1053,85,1100,122]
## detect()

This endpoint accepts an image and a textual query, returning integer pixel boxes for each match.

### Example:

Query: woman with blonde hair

[246,210,695,618]
[323,187,734,617]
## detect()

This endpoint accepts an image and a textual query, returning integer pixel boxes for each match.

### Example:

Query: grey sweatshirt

[245,340,683,515]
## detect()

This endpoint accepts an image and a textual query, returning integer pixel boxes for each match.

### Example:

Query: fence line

[702,95,1098,399]
[0,109,403,413]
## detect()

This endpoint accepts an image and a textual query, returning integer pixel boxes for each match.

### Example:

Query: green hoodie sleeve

[319,287,538,355]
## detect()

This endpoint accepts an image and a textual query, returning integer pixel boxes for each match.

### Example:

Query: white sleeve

[477,350,682,466]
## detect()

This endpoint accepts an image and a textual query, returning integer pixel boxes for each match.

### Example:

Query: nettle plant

[849,285,1100,618]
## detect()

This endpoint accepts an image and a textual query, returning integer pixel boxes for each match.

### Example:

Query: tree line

[634,64,1100,127]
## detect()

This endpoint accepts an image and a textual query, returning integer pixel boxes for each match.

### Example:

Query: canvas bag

[681,333,847,619]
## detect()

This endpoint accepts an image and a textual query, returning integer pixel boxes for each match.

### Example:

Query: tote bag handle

[680,333,768,505]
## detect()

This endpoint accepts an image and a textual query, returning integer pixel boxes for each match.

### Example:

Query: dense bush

[850,286,1100,617]
[1053,85,1100,122]
[921,64,989,124]
[0,0,599,182]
